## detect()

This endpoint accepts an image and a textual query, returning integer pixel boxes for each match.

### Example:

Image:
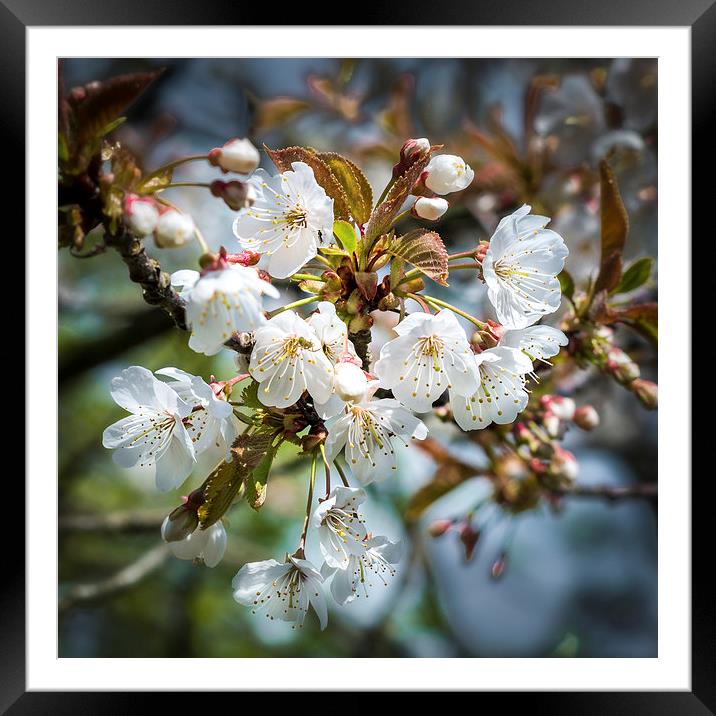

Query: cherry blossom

[482,205,569,329]
[312,486,368,570]
[161,519,227,568]
[232,555,328,630]
[232,161,334,279]
[424,154,474,194]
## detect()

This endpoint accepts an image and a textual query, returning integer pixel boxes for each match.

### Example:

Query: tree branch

[59,508,168,533]
[59,543,170,613]
[104,227,188,331]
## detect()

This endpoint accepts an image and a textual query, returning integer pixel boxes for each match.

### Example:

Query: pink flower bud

[155,209,195,248]
[412,196,449,221]
[573,405,600,430]
[543,411,561,438]
[606,347,640,383]
[210,138,260,174]
[124,194,159,236]
[428,519,452,537]
[631,379,658,410]
[549,396,576,422]
[401,137,431,161]
[210,179,256,211]
[550,448,579,480]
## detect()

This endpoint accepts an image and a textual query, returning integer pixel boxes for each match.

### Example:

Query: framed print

[6,0,708,710]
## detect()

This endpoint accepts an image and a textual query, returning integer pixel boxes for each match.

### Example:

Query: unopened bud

[631,379,658,410]
[209,138,260,174]
[210,179,256,211]
[428,519,452,537]
[459,523,480,561]
[161,505,199,543]
[124,194,159,236]
[412,196,449,221]
[543,411,561,438]
[573,405,600,430]
[155,209,195,248]
[402,137,431,160]
[550,448,579,481]
[334,361,369,403]
[424,154,475,195]
[546,396,576,422]
[490,554,507,580]
[606,347,640,384]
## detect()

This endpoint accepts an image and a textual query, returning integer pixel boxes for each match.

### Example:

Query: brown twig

[59,543,170,613]
[104,227,189,331]
[59,508,168,533]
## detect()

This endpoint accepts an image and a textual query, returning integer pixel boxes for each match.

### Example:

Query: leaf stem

[449,249,478,261]
[290,273,325,282]
[421,294,487,328]
[333,458,350,488]
[298,452,318,551]
[162,181,212,190]
[405,292,433,313]
[268,295,319,316]
[154,154,210,174]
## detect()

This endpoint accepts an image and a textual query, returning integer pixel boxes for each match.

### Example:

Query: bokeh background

[59,58,658,657]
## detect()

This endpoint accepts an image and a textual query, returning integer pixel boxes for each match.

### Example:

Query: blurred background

[59,57,658,658]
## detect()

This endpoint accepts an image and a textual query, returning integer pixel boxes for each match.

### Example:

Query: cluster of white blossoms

[105,142,572,631]
[232,486,401,629]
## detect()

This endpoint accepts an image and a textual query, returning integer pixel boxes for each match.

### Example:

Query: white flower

[374,311,479,413]
[161,519,227,568]
[312,486,368,570]
[102,366,196,491]
[451,346,533,431]
[249,310,334,408]
[172,266,279,356]
[322,535,402,605]
[424,154,474,194]
[232,555,327,630]
[215,138,260,174]
[233,161,334,279]
[412,196,449,220]
[482,205,569,329]
[499,324,568,363]
[325,390,428,485]
[124,195,159,236]
[305,301,359,366]
[155,209,195,248]
[155,367,237,461]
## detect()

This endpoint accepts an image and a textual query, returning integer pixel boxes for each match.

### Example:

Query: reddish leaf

[388,229,449,286]
[264,145,351,220]
[594,160,629,294]
[317,152,373,225]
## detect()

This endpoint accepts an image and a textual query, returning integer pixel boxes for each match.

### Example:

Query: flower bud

[210,179,257,211]
[543,411,561,438]
[210,138,260,174]
[428,519,452,537]
[573,405,600,430]
[631,379,658,410]
[161,505,199,543]
[547,396,576,422]
[124,194,159,236]
[412,196,449,221]
[424,154,475,195]
[155,209,195,248]
[334,361,369,403]
[550,448,579,481]
[606,347,640,383]
[490,554,507,580]
[402,137,431,161]
[459,523,481,561]
[301,424,328,453]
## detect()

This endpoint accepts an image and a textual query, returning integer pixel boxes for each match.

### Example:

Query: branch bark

[104,227,188,331]
[555,482,657,501]
[59,508,168,533]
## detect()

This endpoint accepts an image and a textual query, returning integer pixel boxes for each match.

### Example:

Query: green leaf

[333,220,358,252]
[98,116,127,138]
[558,270,575,301]
[614,303,658,344]
[264,145,352,220]
[593,159,629,295]
[317,152,374,225]
[612,257,653,295]
[244,440,280,511]
[135,167,174,194]
[238,380,262,410]
[388,229,449,286]
[198,459,246,528]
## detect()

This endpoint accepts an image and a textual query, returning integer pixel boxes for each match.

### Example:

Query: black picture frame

[6,1,706,710]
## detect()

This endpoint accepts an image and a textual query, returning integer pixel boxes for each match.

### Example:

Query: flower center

[417,334,445,358]
[284,206,307,228]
